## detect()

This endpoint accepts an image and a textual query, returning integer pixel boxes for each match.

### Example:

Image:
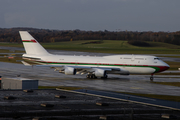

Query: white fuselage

[19,31,170,80]
[23,53,169,74]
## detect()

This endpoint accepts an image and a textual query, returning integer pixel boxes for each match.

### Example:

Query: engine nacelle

[64,67,76,75]
[94,69,107,77]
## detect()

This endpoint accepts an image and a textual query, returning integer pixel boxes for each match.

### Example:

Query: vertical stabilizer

[19,31,49,55]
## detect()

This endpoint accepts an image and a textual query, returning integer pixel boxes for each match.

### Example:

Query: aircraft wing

[35,64,129,75]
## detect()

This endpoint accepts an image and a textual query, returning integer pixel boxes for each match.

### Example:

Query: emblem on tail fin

[22,40,37,43]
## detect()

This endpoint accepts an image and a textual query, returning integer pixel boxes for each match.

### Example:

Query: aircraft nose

[158,63,170,73]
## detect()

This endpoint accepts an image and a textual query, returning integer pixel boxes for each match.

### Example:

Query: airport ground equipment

[1,77,38,90]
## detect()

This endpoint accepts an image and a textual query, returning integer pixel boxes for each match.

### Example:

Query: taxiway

[0,61,180,96]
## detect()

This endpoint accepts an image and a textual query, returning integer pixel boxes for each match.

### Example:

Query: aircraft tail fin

[19,31,49,55]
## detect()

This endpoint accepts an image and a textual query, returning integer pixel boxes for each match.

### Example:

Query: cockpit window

[154,58,160,60]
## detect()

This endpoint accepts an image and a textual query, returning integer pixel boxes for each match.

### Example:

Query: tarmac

[0,61,180,97]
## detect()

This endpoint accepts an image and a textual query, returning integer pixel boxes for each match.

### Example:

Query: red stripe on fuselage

[23,58,169,73]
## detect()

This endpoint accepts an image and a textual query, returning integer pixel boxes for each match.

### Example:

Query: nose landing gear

[150,74,154,81]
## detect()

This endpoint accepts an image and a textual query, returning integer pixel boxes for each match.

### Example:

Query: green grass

[0,42,23,48]
[119,92,180,102]
[0,40,180,54]
[0,57,22,63]
[156,73,180,75]
[160,56,180,58]
[38,86,82,90]
[121,82,180,102]
[152,82,180,87]
[42,40,180,54]
[0,49,23,53]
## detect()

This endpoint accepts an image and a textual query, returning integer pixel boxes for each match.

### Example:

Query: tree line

[0,27,180,45]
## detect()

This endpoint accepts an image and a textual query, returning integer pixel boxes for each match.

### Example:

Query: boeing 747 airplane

[19,31,170,81]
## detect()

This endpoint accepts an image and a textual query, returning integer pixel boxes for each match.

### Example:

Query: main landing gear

[86,74,108,79]
[150,74,154,81]
[101,75,108,79]
[86,74,97,79]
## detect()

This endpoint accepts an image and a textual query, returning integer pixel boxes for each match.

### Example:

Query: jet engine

[94,69,107,77]
[64,67,76,75]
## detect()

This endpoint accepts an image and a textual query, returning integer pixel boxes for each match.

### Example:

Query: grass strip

[118,92,180,102]
[1,40,180,54]
[156,73,180,75]
[0,57,22,63]
[38,86,82,90]
[152,82,180,87]
[160,56,180,58]
[0,49,23,53]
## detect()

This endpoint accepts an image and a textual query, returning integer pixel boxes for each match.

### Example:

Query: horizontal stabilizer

[21,61,32,66]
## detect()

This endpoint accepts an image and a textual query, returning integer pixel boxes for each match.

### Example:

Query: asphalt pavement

[0,61,180,96]
[0,47,180,96]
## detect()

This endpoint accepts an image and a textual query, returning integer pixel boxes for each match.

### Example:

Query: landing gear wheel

[101,75,108,79]
[89,75,92,79]
[86,74,97,79]
[150,76,153,81]
[92,74,97,79]
[150,74,154,81]
[86,74,90,78]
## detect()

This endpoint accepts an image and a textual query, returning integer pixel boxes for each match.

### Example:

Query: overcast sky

[0,0,180,32]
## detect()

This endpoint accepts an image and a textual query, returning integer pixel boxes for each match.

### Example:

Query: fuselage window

[135,58,144,60]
